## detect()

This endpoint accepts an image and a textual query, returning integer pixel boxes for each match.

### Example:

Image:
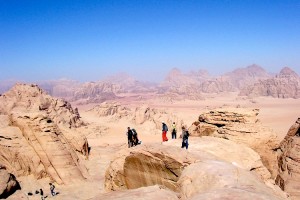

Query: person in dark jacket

[162,121,168,142]
[126,127,134,148]
[181,127,189,149]
[40,188,44,200]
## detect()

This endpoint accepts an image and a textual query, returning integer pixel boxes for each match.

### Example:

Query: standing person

[171,122,177,139]
[181,127,189,149]
[49,183,56,196]
[162,121,168,142]
[126,127,133,148]
[40,188,44,200]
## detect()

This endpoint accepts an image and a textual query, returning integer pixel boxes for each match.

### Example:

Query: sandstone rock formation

[87,103,184,132]
[276,118,300,198]
[105,144,200,192]
[240,67,300,98]
[189,108,281,177]
[105,142,287,199]
[0,168,20,199]
[0,84,89,184]
[87,102,131,119]
[179,161,285,200]
[164,137,272,181]
[72,81,120,104]
[132,106,183,130]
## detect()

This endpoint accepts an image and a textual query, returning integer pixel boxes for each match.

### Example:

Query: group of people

[126,127,141,148]
[162,121,189,149]
[33,183,56,200]
[125,121,189,149]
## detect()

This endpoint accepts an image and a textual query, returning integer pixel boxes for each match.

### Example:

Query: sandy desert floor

[8,93,300,200]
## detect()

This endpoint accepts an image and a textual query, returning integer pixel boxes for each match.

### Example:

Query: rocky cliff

[276,118,300,198]
[0,84,89,185]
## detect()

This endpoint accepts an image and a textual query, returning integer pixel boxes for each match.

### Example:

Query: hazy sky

[1,0,300,82]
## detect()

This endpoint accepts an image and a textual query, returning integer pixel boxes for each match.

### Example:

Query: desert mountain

[0,84,89,185]
[72,81,120,104]
[103,72,157,93]
[37,78,81,99]
[223,64,271,89]
[240,67,300,98]
[160,64,271,95]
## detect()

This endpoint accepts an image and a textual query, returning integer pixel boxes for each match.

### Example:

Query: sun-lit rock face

[189,108,281,178]
[0,84,89,184]
[0,168,20,199]
[240,67,300,98]
[105,142,288,200]
[276,118,300,199]
[178,161,285,200]
[104,144,200,192]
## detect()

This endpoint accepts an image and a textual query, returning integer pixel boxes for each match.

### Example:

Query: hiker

[40,188,44,200]
[171,122,177,139]
[181,127,189,149]
[162,121,168,142]
[49,183,56,196]
[126,127,134,148]
[131,128,141,146]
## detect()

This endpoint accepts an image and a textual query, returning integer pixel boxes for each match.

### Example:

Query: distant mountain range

[1,65,299,101]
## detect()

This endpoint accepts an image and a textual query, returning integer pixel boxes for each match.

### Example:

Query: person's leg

[165,131,168,141]
[186,140,189,149]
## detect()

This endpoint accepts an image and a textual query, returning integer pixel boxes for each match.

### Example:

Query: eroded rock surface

[105,142,287,200]
[105,144,201,192]
[189,108,281,177]
[276,118,300,198]
[0,84,89,184]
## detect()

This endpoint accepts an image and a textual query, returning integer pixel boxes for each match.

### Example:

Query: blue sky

[0,0,300,82]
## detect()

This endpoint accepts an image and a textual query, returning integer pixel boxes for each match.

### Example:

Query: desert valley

[0,65,300,200]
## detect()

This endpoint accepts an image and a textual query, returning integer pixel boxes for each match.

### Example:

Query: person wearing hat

[162,121,168,142]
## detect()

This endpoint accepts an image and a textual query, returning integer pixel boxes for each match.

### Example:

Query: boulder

[276,118,300,198]
[104,144,204,192]
[0,169,20,199]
